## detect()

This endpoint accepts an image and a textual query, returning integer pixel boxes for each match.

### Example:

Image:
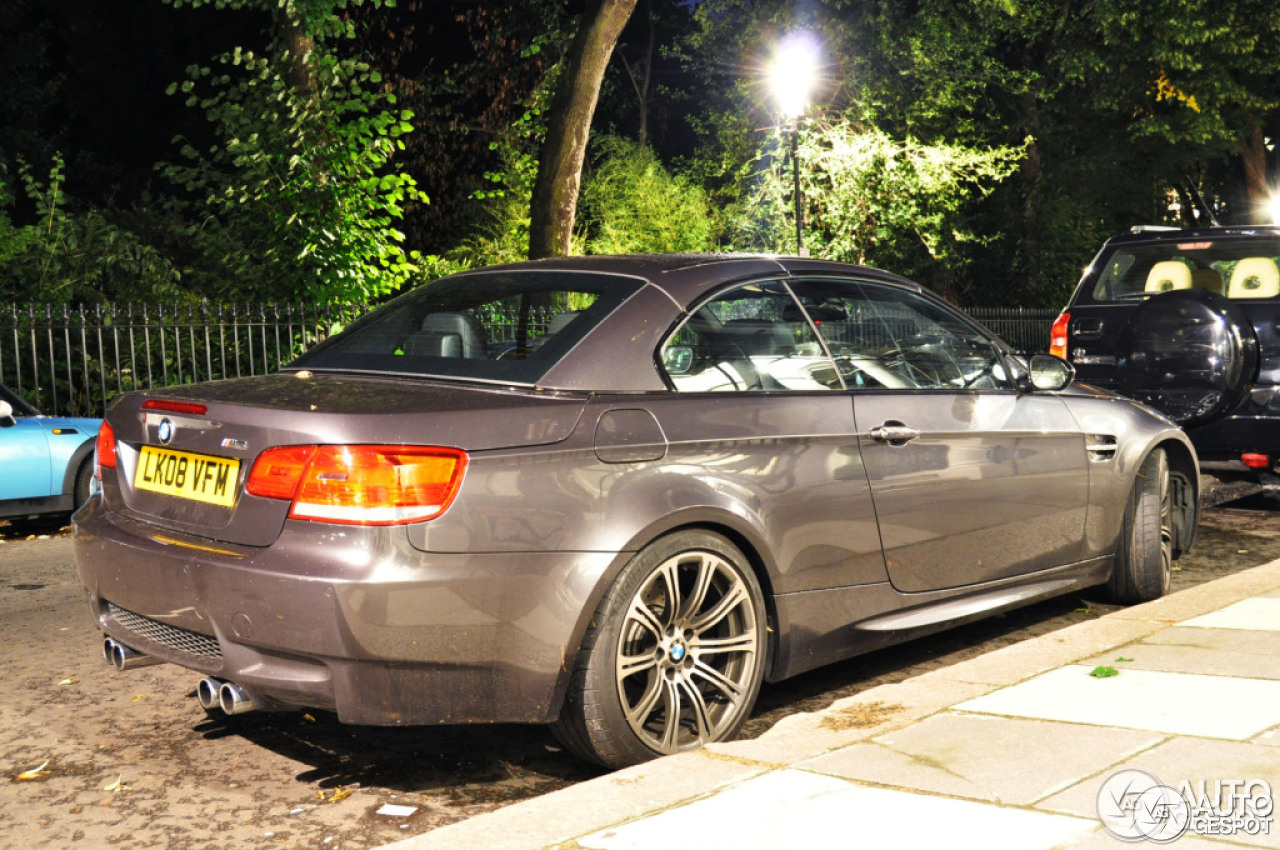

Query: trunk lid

[101,373,586,546]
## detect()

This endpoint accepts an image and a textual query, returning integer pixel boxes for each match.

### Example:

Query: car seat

[401,312,486,357]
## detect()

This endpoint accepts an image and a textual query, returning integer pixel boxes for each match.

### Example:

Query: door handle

[869,421,920,446]
[1071,317,1104,340]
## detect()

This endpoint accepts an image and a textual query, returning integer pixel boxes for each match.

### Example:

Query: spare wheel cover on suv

[1116,290,1258,426]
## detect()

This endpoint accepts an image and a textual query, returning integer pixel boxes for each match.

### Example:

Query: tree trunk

[1240,124,1268,223]
[280,13,317,96]
[528,0,637,259]
[621,0,656,147]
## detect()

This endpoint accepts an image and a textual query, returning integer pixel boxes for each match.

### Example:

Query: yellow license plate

[135,446,241,507]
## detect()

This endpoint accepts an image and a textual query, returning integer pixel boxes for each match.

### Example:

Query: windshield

[289,270,644,385]
[1088,238,1280,302]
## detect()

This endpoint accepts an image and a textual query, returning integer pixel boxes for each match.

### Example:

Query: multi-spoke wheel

[1105,448,1173,604]
[553,530,767,769]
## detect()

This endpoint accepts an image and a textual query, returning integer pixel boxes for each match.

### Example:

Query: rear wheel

[1105,449,1172,604]
[553,530,767,769]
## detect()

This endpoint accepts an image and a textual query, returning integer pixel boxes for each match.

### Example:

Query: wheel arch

[1156,437,1199,557]
[58,438,97,498]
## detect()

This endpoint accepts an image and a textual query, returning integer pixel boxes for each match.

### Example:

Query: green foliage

[159,0,427,302]
[578,135,720,254]
[729,120,1026,297]
[0,157,184,303]
[1098,0,1280,150]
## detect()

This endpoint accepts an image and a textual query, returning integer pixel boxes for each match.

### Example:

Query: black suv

[1053,225,1280,471]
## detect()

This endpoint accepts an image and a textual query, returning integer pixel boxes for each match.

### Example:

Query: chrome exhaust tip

[102,636,162,671]
[196,676,224,711]
[218,680,255,715]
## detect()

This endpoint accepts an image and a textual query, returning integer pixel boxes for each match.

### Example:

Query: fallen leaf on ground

[57,678,79,686]
[1090,665,1120,678]
[16,760,51,781]
[318,787,353,803]
[103,776,129,793]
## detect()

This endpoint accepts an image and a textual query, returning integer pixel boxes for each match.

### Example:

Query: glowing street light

[766,32,820,255]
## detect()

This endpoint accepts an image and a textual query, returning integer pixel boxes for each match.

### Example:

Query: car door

[790,278,1091,593]
[654,280,885,595]
[0,416,56,500]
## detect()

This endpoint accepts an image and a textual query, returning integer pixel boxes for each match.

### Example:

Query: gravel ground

[2,488,1278,849]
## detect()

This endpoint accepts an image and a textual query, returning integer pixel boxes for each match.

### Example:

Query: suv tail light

[95,421,117,478]
[1049,311,1070,359]
[246,445,468,525]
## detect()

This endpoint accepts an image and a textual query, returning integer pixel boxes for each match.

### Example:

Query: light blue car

[0,382,101,533]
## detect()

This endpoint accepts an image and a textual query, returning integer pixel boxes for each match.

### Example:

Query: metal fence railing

[1,302,370,417]
[967,306,1058,355]
[1,301,1061,418]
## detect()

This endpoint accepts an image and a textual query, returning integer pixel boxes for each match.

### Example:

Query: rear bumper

[1185,388,1280,461]
[72,497,616,725]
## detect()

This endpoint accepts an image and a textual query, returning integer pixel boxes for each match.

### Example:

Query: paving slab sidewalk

[381,559,1280,850]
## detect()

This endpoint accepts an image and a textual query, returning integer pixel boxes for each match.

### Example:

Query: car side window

[789,279,1012,391]
[660,282,841,392]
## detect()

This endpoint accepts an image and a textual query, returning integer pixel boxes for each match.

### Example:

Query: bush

[0,156,184,303]
[578,136,721,254]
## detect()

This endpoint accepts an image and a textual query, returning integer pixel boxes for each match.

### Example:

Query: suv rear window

[1087,238,1280,303]
[289,270,643,385]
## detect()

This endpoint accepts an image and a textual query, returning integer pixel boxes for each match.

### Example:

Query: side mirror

[0,400,14,427]
[1026,353,1075,392]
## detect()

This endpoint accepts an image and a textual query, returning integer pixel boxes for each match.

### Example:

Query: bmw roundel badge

[158,417,174,445]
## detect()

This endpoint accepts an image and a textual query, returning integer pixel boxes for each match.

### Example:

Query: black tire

[73,456,94,509]
[1105,449,1172,604]
[552,530,767,769]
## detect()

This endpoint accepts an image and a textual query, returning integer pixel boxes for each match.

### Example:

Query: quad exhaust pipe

[101,635,257,715]
[197,676,256,715]
[102,636,162,671]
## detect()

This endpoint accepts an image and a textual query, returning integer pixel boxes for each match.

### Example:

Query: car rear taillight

[246,445,468,525]
[1049,311,1070,359]
[95,421,117,478]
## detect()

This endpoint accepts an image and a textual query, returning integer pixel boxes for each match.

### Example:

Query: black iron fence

[1,301,1059,418]
[1,302,370,417]
[969,306,1058,355]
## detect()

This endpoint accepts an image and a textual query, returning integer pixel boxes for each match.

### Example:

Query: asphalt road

[2,494,1279,849]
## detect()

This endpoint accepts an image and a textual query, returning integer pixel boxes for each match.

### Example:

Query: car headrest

[1229,257,1280,299]
[1145,261,1192,293]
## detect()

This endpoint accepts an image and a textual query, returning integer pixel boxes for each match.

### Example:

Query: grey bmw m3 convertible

[75,254,1198,768]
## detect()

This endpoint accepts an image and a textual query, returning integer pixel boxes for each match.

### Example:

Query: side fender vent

[1085,434,1118,462]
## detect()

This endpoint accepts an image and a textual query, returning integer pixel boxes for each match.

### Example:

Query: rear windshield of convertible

[288,270,644,384]
[1088,238,1280,302]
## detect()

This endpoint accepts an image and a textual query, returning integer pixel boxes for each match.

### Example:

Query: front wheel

[553,531,767,769]
[1104,448,1172,604]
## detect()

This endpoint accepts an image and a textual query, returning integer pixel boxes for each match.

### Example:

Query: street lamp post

[767,33,819,257]
[788,120,802,255]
